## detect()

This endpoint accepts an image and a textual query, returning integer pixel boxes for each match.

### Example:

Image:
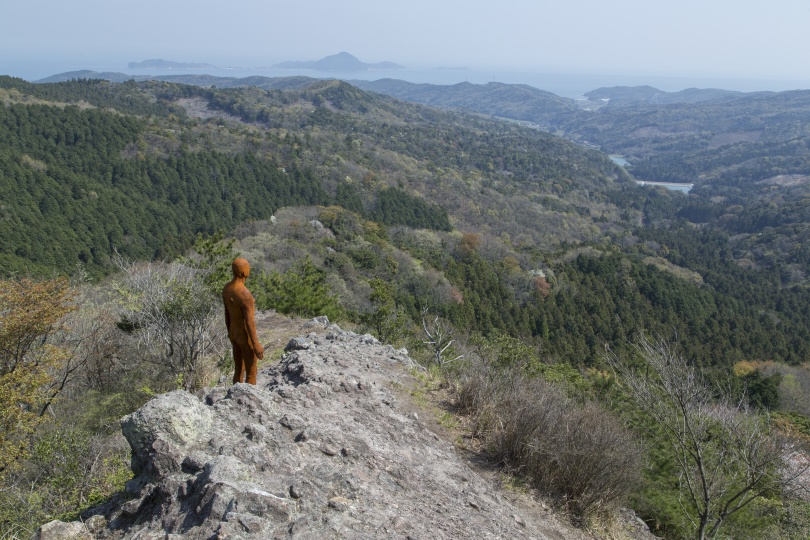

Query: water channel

[609,155,692,193]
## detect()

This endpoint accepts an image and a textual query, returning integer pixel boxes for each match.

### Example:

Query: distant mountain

[36,71,323,91]
[35,72,576,128]
[585,85,741,106]
[353,79,578,127]
[275,52,404,72]
[128,59,216,69]
[36,70,135,83]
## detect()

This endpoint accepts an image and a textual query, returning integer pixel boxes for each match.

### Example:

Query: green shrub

[0,425,130,537]
[359,278,409,344]
[255,257,342,321]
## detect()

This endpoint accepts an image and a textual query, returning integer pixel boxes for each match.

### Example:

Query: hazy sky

[3,0,810,84]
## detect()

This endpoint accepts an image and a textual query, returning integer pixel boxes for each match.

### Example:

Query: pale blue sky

[2,0,809,84]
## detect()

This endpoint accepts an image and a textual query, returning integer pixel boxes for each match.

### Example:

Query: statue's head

[232,257,250,279]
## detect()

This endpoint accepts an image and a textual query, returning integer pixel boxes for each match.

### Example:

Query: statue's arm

[242,297,264,359]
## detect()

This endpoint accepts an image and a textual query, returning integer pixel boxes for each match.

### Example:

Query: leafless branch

[607,334,810,540]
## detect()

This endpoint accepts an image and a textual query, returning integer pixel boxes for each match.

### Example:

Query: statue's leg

[244,348,258,385]
[232,342,245,384]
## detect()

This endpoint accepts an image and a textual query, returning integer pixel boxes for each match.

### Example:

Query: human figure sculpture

[222,258,264,385]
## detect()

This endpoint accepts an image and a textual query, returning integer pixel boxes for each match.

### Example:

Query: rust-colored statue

[222,258,264,385]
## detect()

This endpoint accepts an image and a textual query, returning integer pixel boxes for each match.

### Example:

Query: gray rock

[62,328,641,540]
[120,390,213,482]
[221,511,272,534]
[360,333,379,344]
[30,520,92,540]
[304,315,330,328]
[289,481,313,499]
[327,496,352,512]
[198,455,251,485]
[243,423,268,442]
[83,515,107,534]
[279,414,305,431]
[285,337,312,351]
[182,451,210,473]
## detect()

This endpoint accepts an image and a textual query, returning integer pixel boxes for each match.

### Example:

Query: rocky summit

[34,322,651,540]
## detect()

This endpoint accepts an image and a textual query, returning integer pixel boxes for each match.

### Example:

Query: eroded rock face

[121,390,214,484]
[39,324,618,540]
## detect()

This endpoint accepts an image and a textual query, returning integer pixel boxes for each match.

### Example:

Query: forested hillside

[345,76,810,283]
[0,102,328,274]
[43,73,810,273]
[5,74,810,368]
[352,78,578,127]
[3,74,810,539]
[558,90,810,186]
[0,75,629,276]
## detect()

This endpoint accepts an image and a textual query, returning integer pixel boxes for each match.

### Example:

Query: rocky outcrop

[35,323,653,539]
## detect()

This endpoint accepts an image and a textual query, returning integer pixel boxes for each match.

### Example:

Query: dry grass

[456,361,643,521]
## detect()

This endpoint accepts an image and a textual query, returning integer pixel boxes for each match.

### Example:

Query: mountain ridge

[0,75,631,276]
[583,85,742,105]
[33,319,656,540]
[352,78,578,127]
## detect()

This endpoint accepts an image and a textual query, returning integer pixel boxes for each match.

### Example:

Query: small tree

[359,278,407,344]
[0,278,75,474]
[113,259,223,392]
[178,232,239,295]
[255,257,342,320]
[420,306,462,367]
[608,335,808,540]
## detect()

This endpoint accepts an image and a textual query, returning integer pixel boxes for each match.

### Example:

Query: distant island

[128,59,216,69]
[274,52,404,72]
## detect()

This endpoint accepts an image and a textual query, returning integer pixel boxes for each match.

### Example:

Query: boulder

[30,520,91,540]
[120,390,213,482]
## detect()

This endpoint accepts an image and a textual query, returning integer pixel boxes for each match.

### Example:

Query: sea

[4,57,810,99]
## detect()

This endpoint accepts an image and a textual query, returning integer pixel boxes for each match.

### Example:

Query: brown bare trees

[608,336,809,540]
[113,259,224,392]
[456,353,643,519]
